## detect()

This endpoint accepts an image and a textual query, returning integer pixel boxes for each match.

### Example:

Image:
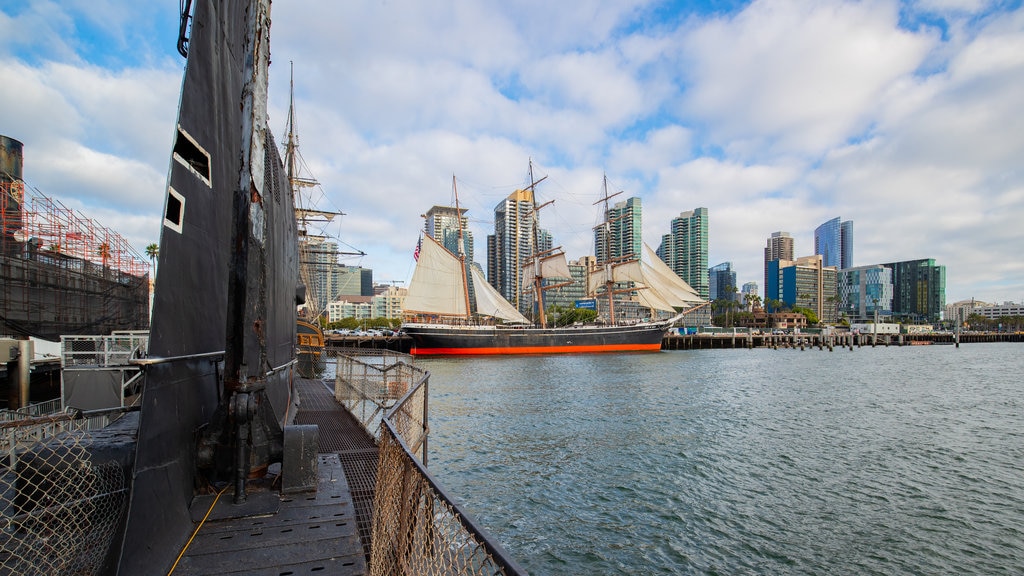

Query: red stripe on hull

[411,342,663,356]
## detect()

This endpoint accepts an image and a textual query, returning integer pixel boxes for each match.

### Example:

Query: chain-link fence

[1,416,129,575]
[334,351,421,439]
[370,418,525,576]
[363,358,524,576]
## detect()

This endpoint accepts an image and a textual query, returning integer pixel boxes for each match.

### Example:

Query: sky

[1,0,1022,305]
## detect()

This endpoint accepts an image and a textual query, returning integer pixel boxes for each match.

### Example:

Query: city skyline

[2,1,1023,303]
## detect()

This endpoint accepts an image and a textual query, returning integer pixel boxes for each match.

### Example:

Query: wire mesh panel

[370,425,524,576]
[334,351,421,440]
[1,423,129,575]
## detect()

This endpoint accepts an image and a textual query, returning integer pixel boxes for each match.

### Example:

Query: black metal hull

[403,323,667,355]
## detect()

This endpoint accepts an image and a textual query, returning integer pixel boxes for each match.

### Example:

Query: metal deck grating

[176,454,367,575]
[294,378,380,565]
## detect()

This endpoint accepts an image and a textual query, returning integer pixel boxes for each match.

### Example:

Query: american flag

[413,237,421,261]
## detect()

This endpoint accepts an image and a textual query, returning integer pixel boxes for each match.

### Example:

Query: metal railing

[370,386,525,576]
[334,351,421,439]
[331,351,526,575]
[61,332,149,368]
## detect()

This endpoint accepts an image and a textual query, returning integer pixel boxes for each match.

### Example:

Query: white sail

[521,252,573,292]
[587,259,646,294]
[640,244,704,306]
[470,266,530,323]
[403,235,468,316]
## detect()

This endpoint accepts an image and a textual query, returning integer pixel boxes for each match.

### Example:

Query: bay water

[420,343,1024,575]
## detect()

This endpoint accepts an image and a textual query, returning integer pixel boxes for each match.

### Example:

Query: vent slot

[173,126,212,185]
[164,187,185,233]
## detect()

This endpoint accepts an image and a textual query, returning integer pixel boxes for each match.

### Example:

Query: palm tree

[145,243,159,278]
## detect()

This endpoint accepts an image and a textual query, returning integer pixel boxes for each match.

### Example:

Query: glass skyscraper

[814,217,853,270]
[709,262,737,302]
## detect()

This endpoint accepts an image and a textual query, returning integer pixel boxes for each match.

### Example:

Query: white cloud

[679,0,935,157]
[2,0,1023,304]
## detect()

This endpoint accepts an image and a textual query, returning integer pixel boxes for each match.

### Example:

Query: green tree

[145,243,159,277]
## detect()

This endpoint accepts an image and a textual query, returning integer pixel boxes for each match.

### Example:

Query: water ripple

[423,344,1024,575]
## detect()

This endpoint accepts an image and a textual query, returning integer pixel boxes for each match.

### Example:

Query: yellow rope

[166,484,230,575]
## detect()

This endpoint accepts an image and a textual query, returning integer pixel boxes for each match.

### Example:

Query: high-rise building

[838,264,893,322]
[741,282,759,309]
[424,205,473,264]
[763,231,794,301]
[594,197,642,265]
[814,217,853,270]
[487,188,551,310]
[774,255,839,324]
[882,258,945,323]
[329,264,373,299]
[656,207,709,300]
[709,262,737,302]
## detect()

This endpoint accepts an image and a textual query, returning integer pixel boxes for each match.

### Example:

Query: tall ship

[283,65,361,377]
[402,170,706,355]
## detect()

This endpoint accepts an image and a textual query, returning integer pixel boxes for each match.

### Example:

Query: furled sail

[521,251,573,292]
[587,259,645,294]
[470,266,530,323]
[403,234,468,316]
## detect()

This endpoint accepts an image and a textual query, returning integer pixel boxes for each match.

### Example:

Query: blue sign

[575,299,597,310]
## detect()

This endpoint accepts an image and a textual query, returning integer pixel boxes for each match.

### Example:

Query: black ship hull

[403,322,667,355]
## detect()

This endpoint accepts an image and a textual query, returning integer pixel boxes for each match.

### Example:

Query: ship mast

[594,173,625,324]
[453,175,472,321]
[525,159,554,328]
[284,63,356,322]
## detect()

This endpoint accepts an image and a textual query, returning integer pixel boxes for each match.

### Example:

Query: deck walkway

[174,378,379,575]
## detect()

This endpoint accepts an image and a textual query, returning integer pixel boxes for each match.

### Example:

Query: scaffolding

[1,179,151,340]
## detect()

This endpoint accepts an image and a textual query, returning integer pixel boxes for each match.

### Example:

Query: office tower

[776,255,839,324]
[709,262,737,302]
[814,217,853,270]
[487,188,550,308]
[424,205,473,264]
[594,196,642,265]
[838,265,893,322]
[882,258,946,323]
[764,231,794,301]
[656,207,709,300]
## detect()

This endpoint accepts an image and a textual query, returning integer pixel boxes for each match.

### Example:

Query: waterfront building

[424,205,474,264]
[709,262,738,302]
[944,299,988,325]
[487,188,552,312]
[326,295,374,322]
[882,258,946,323]
[814,217,853,270]
[968,301,1023,321]
[769,255,839,324]
[657,207,709,300]
[594,196,642,265]
[372,285,408,319]
[838,265,893,323]
[763,232,794,301]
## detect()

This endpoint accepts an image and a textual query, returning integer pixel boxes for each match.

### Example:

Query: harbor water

[420,343,1024,575]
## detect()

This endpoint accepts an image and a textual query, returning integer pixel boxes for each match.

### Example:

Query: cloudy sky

[2,0,1022,304]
